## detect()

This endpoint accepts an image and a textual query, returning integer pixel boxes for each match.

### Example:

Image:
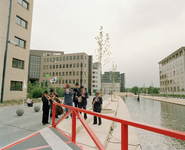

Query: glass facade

[29,55,41,79]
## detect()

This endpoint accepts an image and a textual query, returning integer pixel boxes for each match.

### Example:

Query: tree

[94,26,111,97]
[150,81,154,96]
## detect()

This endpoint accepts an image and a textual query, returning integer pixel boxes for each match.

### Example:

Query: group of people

[42,83,102,126]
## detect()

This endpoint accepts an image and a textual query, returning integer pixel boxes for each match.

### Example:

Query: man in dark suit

[78,86,88,120]
[73,83,81,108]
[42,91,51,125]
[92,92,102,125]
[50,88,58,118]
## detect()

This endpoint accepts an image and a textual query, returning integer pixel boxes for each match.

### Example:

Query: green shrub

[32,87,45,98]
[56,87,65,97]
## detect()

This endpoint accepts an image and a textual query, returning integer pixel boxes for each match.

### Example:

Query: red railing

[52,102,185,150]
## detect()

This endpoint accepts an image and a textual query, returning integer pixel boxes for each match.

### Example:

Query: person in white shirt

[26,98,33,107]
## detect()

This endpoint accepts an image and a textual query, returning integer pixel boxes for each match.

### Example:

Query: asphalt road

[0,95,110,148]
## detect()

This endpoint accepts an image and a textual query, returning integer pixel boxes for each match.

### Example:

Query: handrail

[52,101,185,150]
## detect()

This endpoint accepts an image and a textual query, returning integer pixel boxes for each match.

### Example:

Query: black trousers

[74,100,79,108]
[42,107,49,123]
[78,103,87,119]
[93,110,101,125]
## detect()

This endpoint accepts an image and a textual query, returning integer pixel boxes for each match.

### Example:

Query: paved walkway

[0,95,110,148]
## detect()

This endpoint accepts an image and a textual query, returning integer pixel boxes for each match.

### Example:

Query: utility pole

[1,0,12,103]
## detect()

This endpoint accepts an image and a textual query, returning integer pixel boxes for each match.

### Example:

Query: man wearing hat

[78,86,88,120]
[63,84,73,118]
[42,91,51,125]
[92,92,102,125]
[73,83,81,108]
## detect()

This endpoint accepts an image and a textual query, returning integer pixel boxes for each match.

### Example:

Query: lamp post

[1,0,12,103]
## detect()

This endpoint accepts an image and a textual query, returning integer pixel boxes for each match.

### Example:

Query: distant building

[102,72,125,94]
[158,47,185,95]
[92,62,101,93]
[0,0,33,101]
[29,50,93,95]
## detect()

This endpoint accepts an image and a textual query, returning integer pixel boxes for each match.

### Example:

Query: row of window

[160,60,183,73]
[160,69,184,79]
[43,63,86,69]
[161,86,184,92]
[43,79,86,84]
[43,71,86,77]
[160,77,184,85]
[44,55,86,62]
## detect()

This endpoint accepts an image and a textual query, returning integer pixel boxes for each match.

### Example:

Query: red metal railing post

[52,103,56,126]
[72,110,76,142]
[121,123,128,150]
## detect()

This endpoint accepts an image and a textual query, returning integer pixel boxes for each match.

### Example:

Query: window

[18,0,29,10]
[73,63,75,68]
[56,65,58,69]
[77,63,79,67]
[47,65,49,69]
[62,72,65,76]
[56,57,58,61]
[59,64,61,68]
[66,80,68,84]
[70,56,72,60]
[53,72,55,76]
[81,63,83,67]
[60,57,62,61]
[66,64,68,68]
[50,65,52,69]
[73,71,75,76]
[59,72,61,76]
[50,58,52,62]
[73,56,76,60]
[56,72,58,76]
[63,64,65,68]
[14,37,26,49]
[16,16,27,29]
[77,55,79,59]
[77,71,79,75]
[84,80,86,84]
[76,79,79,83]
[62,80,64,84]
[43,73,45,77]
[53,65,55,69]
[69,79,71,84]
[43,65,45,69]
[10,81,22,91]
[53,57,55,61]
[73,80,75,84]
[66,72,68,76]
[47,58,49,62]
[69,72,72,76]
[66,56,69,60]
[12,58,24,69]
[84,72,86,76]
[70,64,72,68]
[81,55,83,59]
[63,57,65,61]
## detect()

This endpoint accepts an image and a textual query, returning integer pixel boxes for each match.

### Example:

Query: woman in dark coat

[42,91,51,125]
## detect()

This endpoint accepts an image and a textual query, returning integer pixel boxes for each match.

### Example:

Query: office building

[0,0,33,101]
[159,47,185,95]
[29,50,92,94]
[102,71,125,94]
[92,62,101,93]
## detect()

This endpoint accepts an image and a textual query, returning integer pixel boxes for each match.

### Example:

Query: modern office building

[29,50,64,83]
[92,62,101,93]
[102,71,125,94]
[159,47,185,95]
[0,0,33,101]
[30,50,93,94]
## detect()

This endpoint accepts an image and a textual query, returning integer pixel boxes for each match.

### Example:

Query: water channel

[121,96,185,150]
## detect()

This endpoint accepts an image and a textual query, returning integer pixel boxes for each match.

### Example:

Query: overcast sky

[30,0,185,88]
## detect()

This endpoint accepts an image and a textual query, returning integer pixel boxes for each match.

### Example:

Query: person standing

[63,84,73,119]
[73,83,81,108]
[42,91,51,125]
[92,92,102,125]
[50,88,58,118]
[78,86,88,120]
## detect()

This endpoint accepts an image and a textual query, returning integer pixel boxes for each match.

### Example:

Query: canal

[121,96,185,150]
